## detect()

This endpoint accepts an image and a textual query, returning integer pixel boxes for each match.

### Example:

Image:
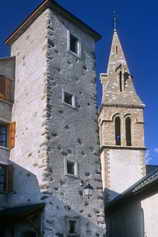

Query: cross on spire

[113,10,117,32]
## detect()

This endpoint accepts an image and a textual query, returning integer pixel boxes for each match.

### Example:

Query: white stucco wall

[102,149,145,200]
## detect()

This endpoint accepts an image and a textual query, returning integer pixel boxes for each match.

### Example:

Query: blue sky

[0,0,158,164]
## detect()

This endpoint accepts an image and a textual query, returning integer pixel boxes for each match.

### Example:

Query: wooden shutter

[8,122,16,150]
[5,165,13,193]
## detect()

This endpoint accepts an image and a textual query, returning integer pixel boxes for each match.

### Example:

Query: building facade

[98,29,146,201]
[0,1,158,237]
[0,0,105,236]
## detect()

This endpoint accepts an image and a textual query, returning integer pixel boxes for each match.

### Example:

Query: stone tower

[98,29,146,201]
[3,0,105,236]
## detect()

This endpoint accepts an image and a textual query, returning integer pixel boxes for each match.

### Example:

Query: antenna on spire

[113,10,117,32]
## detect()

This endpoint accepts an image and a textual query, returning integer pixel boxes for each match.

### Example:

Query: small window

[0,124,8,147]
[67,31,81,57]
[62,90,76,108]
[70,34,79,55]
[115,117,121,145]
[126,117,132,146]
[64,92,73,106]
[67,161,75,175]
[66,217,80,237]
[0,166,6,193]
[0,122,16,149]
[119,71,122,92]
[65,159,78,177]
[0,165,13,193]
[116,46,118,54]
[0,75,12,101]
[69,220,77,234]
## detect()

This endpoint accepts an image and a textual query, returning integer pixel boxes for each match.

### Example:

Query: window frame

[62,89,76,108]
[0,164,13,194]
[0,165,7,193]
[0,123,9,148]
[66,217,80,237]
[67,30,81,58]
[125,116,132,146]
[0,121,16,150]
[115,116,121,146]
[64,159,79,177]
[0,75,12,102]
[119,71,123,92]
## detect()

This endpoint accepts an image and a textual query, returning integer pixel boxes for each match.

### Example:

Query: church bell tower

[98,28,146,201]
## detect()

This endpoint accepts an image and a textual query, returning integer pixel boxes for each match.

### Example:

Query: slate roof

[107,167,158,210]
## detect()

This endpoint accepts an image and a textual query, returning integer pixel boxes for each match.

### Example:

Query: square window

[0,124,8,148]
[70,34,79,55]
[64,92,73,106]
[62,90,76,108]
[67,160,75,175]
[67,31,81,57]
[64,159,79,177]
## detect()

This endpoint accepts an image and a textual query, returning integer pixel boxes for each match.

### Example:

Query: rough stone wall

[9,10,49,206]
[99,105,145,200]
[42,9,105,237]
[99,29,146,201]
[3,6,106,237]
[98,104,146,201]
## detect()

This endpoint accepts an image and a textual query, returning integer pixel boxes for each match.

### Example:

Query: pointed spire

[100,28,145,108]
[107,30,129,75]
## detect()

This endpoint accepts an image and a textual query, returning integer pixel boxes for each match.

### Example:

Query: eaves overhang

[5,0,102,45]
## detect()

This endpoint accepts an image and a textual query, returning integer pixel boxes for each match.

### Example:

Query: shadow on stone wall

[0,161,106,237]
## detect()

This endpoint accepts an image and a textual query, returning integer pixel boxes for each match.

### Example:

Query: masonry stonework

[99,30,146,201]
[1,1,157,237]
[1,2,106,236]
